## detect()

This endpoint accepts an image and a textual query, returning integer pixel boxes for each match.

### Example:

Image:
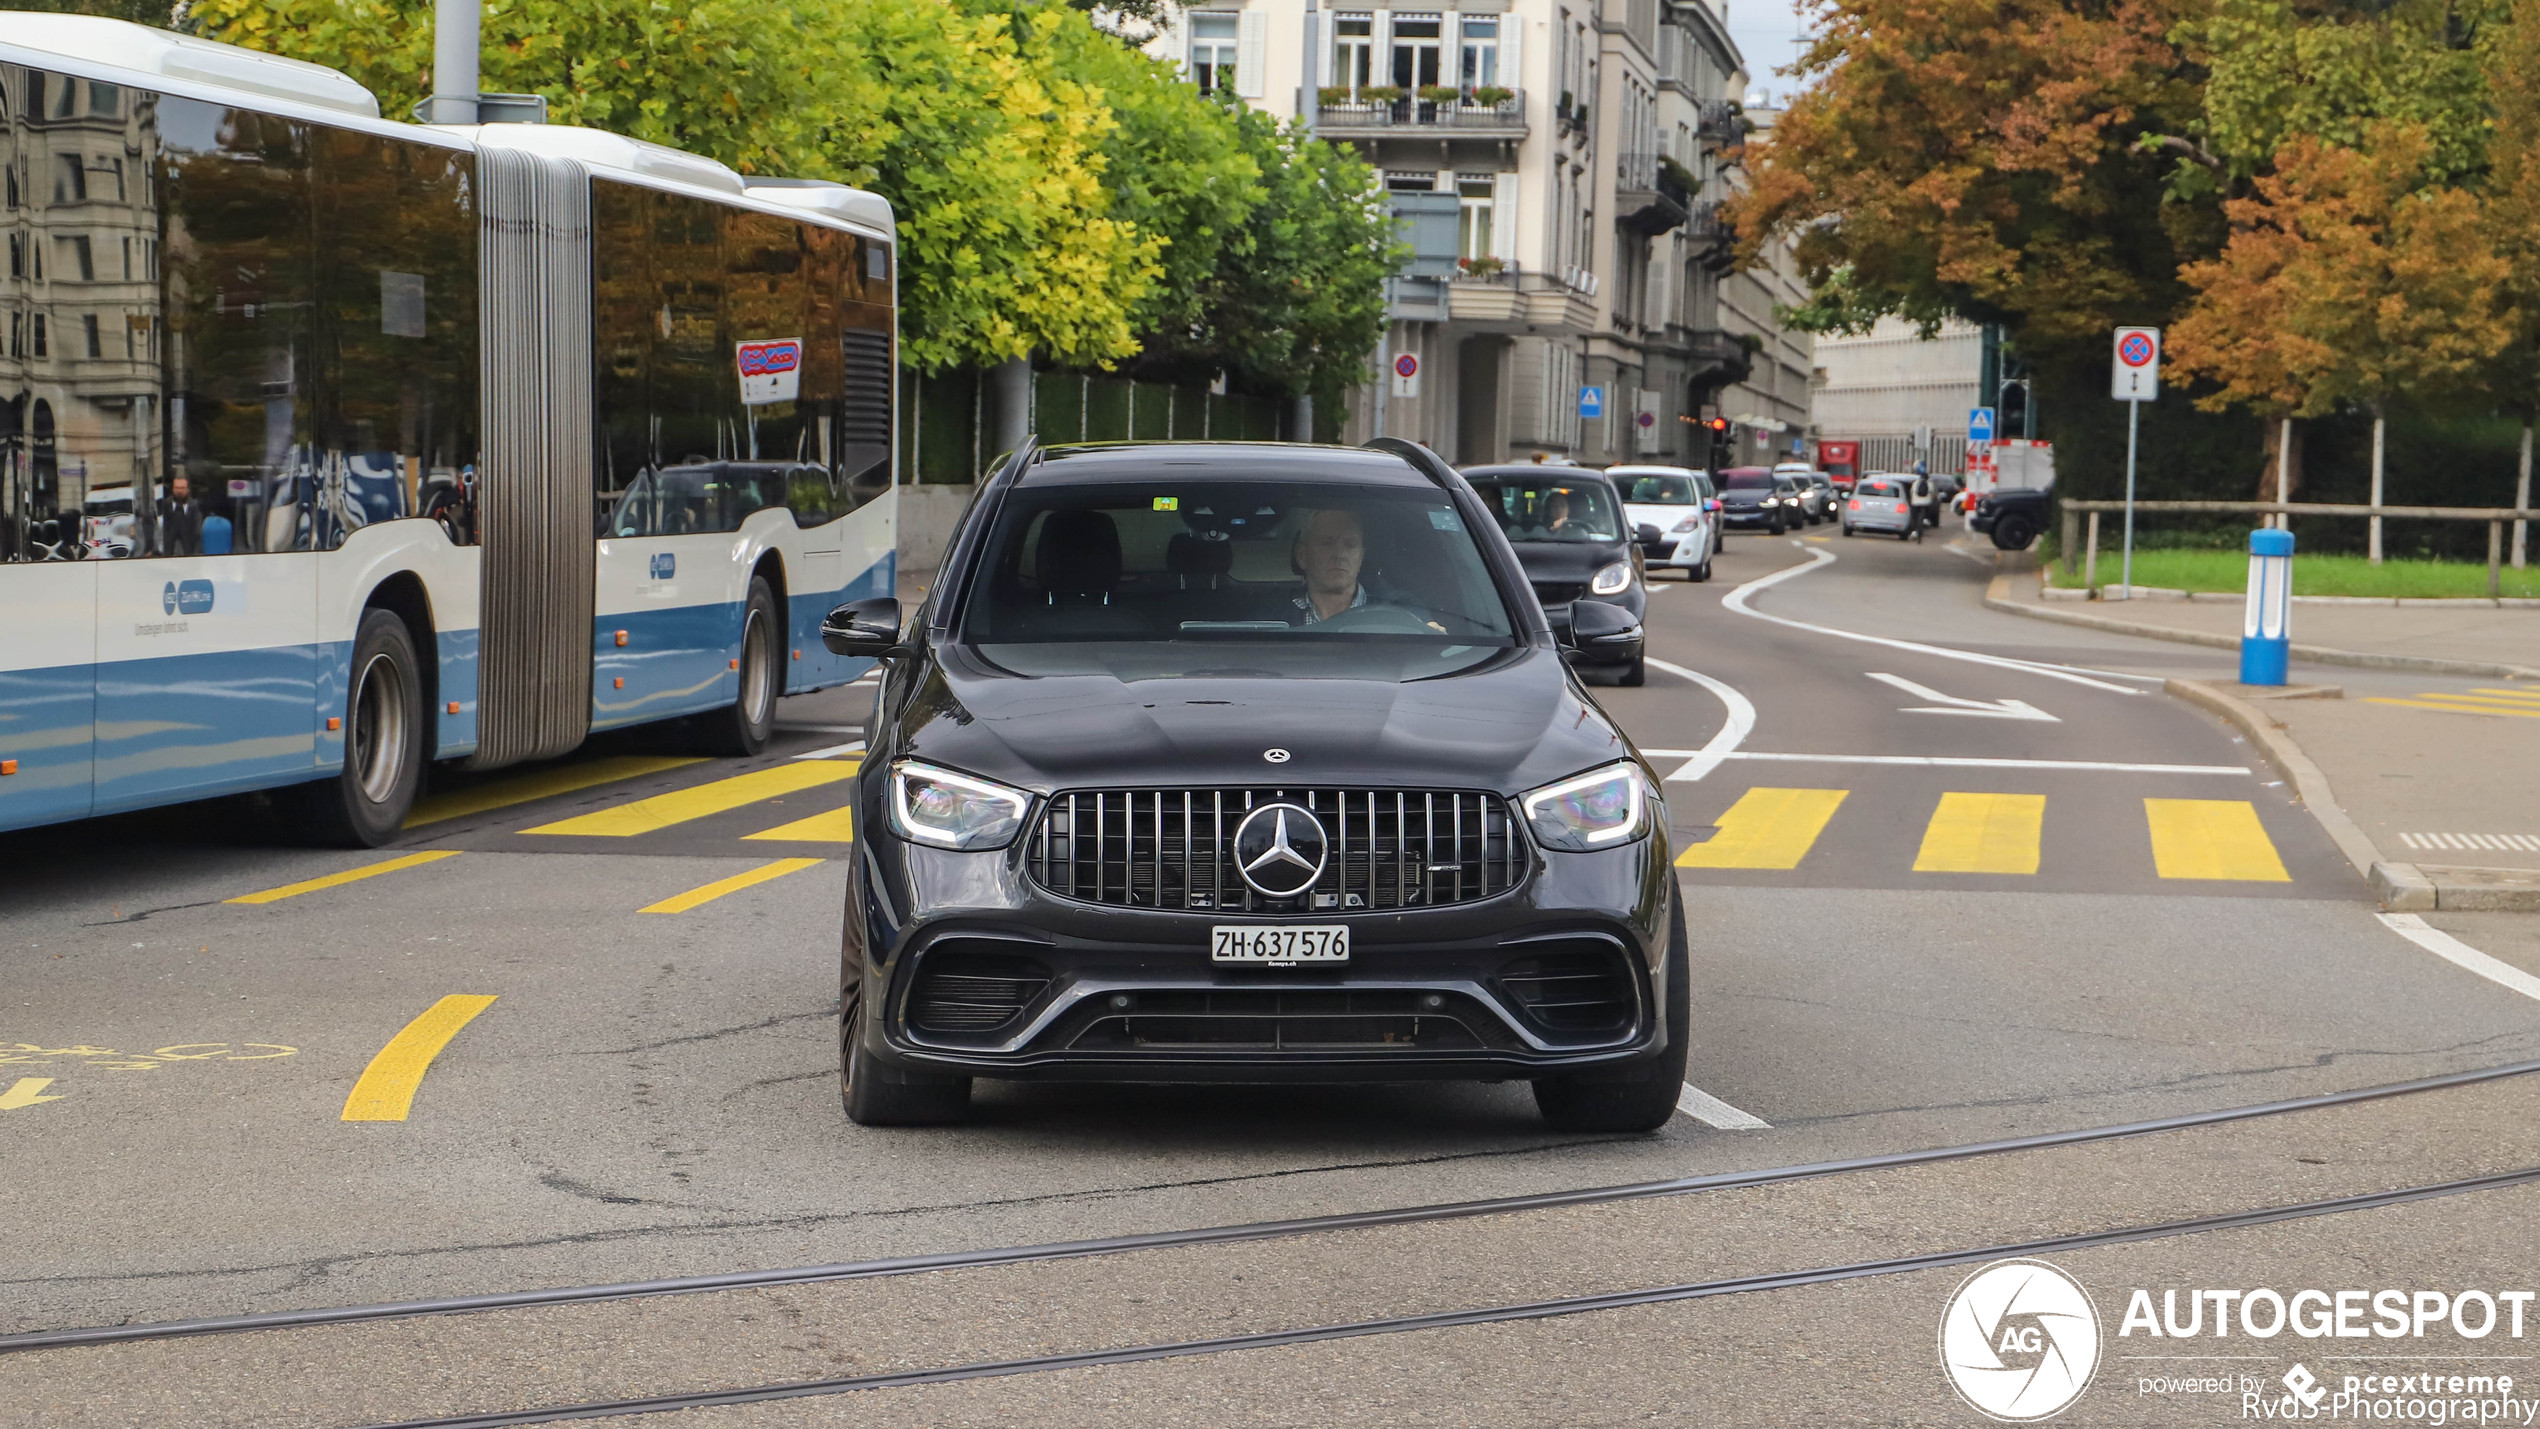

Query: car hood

[1502,539,1627,584]
[1623,502,1703,529]
[1718,488,1772,506]
[892,644,1642,796]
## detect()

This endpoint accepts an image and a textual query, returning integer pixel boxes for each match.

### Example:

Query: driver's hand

[1425,619,1447,634]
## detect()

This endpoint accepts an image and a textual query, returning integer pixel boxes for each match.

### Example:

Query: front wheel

[701,576,781,756]
[1991,513,2039,551]
[291,608,424,847]
[1534,897,1689,1133]
[1691,551,1713,583]
[1618,656,1647,687]
[841,993,972,1126]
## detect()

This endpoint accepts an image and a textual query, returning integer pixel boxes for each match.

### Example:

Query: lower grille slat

[1025,786,1524,914]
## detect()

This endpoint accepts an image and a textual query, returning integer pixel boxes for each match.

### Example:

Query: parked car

[1717,467,1800,535]
[1970,486,2048,550]
[1774,465,1833,525]
[1609,465,1717,582]
[1462,465,1647,685]
[1843,474,1915,538]
[820,437,1684,1133]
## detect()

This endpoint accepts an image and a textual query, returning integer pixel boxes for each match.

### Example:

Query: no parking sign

[2111,327,2160,401]
[1392,351,1421,398]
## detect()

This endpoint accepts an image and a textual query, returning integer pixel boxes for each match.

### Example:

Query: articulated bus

[0,17,899,844]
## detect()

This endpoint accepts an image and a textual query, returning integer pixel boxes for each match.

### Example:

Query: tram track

[8,1054,2539,1358]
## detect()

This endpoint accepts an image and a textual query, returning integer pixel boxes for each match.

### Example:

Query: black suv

[823,440,1684,1132]
[1970,487,2048,550]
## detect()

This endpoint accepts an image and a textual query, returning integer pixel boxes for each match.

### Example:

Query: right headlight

[889,760,1032,850]
[1520,761,1652,852]
[1670,516,1700,534]
[1589,561,1632,596]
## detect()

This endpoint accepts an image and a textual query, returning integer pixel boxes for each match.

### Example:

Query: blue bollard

[2240,527,2294,686]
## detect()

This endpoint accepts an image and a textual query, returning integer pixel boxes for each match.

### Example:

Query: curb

[2160,677,2390,896]
[1980,572,2540,681]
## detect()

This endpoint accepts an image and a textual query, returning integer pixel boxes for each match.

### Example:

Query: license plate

[1211,924,1349,966]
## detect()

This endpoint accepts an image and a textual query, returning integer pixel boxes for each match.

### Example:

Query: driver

[1289,507,1448,631]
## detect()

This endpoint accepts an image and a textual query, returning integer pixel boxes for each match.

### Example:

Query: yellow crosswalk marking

[524,761,857,837]
[1676,788,1848,869]
[405,755,705,827]
[1914,792,2045,874]
[228,850,461,905]
[2144,798,2290,881]
[2363,698,2540,720]
[2467,688,2540,702]
[641,858,826,913]
[745,805,855,842]
[341,994,498,1122]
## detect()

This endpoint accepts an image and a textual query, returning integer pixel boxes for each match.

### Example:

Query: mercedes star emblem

[1232,803,1329,899]
[1263,748,1291,764]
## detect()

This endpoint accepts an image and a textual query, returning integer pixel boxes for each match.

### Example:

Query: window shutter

[1492,172,1519,264]
[1499,23,1521,93]
[1237,10,1268,98]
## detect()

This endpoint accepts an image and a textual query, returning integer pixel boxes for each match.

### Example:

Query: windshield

[1722,472,1772,491]
[1621,475,1699,505]
[960,481,1517,680]
[1858,479,1903,498]
[1465,477,1623,541]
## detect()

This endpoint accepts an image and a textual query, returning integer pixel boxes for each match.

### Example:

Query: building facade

[1155,0,1811,467]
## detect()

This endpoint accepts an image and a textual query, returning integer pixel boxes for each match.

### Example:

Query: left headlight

[889,760,1032,850]
[1670,516,1701,534]
[1589,561,1632,596]
[1520,760,1652,852]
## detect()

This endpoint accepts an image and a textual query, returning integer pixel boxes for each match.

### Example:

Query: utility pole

[1295,0,1320,443]
[429,0,480,123]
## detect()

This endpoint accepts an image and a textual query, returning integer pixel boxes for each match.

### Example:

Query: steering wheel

[1309,604,1437,635]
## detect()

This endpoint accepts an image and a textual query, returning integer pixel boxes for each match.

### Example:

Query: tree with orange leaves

[2168,123,2513,559]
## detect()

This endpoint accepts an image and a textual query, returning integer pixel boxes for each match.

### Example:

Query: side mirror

[1703,498,1722,513]
[1560,598,1642,654]
[1635,522,1663,546]
[821,596,904,658]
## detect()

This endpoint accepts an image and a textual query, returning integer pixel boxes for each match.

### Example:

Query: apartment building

[1156,0,1812,466]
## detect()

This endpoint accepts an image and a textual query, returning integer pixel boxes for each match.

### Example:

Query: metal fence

[2058,499,2537,597]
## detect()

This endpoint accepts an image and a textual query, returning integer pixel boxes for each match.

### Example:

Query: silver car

[1843,474,1915,538]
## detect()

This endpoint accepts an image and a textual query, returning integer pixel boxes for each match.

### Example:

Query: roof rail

[1362,437,1458,490]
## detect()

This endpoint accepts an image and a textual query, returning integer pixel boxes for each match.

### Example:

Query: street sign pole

[2122,397,2139,599]
[2110,327,2161,600]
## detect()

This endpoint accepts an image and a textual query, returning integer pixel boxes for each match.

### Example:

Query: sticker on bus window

[735,338,803,406]
[1154,497,1178,511]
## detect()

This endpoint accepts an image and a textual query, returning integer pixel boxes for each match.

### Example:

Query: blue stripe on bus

[91,643,325,817]
[0,663,99,830]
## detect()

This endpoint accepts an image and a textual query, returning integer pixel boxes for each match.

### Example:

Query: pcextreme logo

[1941,1258,2105,1422]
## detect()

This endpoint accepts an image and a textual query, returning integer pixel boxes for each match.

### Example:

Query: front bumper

[846,820,1676,1082]
[1720,507,1780,528]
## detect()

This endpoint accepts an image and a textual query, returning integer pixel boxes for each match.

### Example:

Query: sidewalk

[1983,565,2540,680]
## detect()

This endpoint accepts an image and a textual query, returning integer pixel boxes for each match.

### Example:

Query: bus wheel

[298,609,423,847]
[703,578,781,757]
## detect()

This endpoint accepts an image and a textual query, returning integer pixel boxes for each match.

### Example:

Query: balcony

[1696,99,1747,151]
[1685,201,1736,273]
[1615,152,1692,236]
[1671,326,1755,391]
[1317,88,1528,138]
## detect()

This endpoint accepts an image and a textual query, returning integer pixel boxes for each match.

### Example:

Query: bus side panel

[90,553,318,816]
[788,490,895,693]
[592,531,747,731]
[0,564,101,832]
[313,523,485,764]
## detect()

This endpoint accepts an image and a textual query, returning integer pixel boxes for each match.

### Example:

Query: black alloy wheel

[841,991,973,1126]
[1532,896,1690,1132]
[702,577,782,756]
[295,608,424,847]
[1991,512,2040,551]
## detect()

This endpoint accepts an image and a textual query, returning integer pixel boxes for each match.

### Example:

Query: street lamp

[2240,527,2294,687]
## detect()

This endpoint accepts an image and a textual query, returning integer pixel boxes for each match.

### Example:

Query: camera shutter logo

[1232,803,1328,898]
[1939,1259,2102,1422]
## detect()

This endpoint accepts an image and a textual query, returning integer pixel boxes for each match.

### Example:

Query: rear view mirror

[821,596,904,658]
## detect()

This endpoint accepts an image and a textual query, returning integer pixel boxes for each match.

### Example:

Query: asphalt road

[4,518,2536,1426]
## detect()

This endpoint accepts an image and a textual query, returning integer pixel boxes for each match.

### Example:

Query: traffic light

[1999,380,2030,438]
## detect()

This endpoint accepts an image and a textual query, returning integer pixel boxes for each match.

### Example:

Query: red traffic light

[1705,418,1729,434]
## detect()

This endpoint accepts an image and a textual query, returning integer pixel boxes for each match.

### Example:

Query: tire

[1768,516,1785,536]
[1691,551,1713,583]
[702,576,781,756]
[1618,655,1646,687]
[841,988,972,1126]
[292,608,424,847]
[1990,512,2039,551]
[1842,524,1854,538]
[1534,896,1690,1133]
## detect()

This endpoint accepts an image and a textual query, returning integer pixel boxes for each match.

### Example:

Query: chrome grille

[1026,788,1525,913]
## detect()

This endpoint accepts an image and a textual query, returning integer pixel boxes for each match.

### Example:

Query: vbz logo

[649,552,675,580]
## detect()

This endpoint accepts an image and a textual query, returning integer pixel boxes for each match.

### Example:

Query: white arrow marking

[0,1077,66,1111]
[1866,672,2059,722]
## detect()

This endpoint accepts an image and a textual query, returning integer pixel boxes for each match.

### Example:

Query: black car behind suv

[822,440,1683,1132]
[1457,465,1647,686]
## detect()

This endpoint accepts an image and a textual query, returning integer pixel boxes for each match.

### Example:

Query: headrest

[1166,531,1232,577]
[1036,509,1121,597]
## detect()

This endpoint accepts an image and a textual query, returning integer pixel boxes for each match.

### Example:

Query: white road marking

[777,724,864,734]
[1634,750,2251,777]
[1722,548,2158,694]
[2401,832,2540,852]
[1865,672,2059,722]
[792,741,867,761]
[2377,914,2540,1004]
[1677,1082,1770,1129]
[1643,657,1754,782]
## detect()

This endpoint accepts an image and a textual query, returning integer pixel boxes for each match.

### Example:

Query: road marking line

[641,858,826,913]
[524,762,857,837]
[1637,750,2251,776]
[1915,792,2046,874]
[403,756,706,827]
[0,1077,65,1111]
[2144,799,2291,882]
[2364,697,2540,719]
[226,850,462,905]
[792,742,866,761]
[2377,914,2540,1004]
[777,723,866,734]
[1677,1082,1770,1129]
[2400,832,2540,852]
[2466,688,2540,702]
[1642,657,1753,782]
[1865,671,2057,722]
[1676,787,1848,869]
[745,804,856,842]
[341,995,498,1122]
[1721,547,2157,693]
